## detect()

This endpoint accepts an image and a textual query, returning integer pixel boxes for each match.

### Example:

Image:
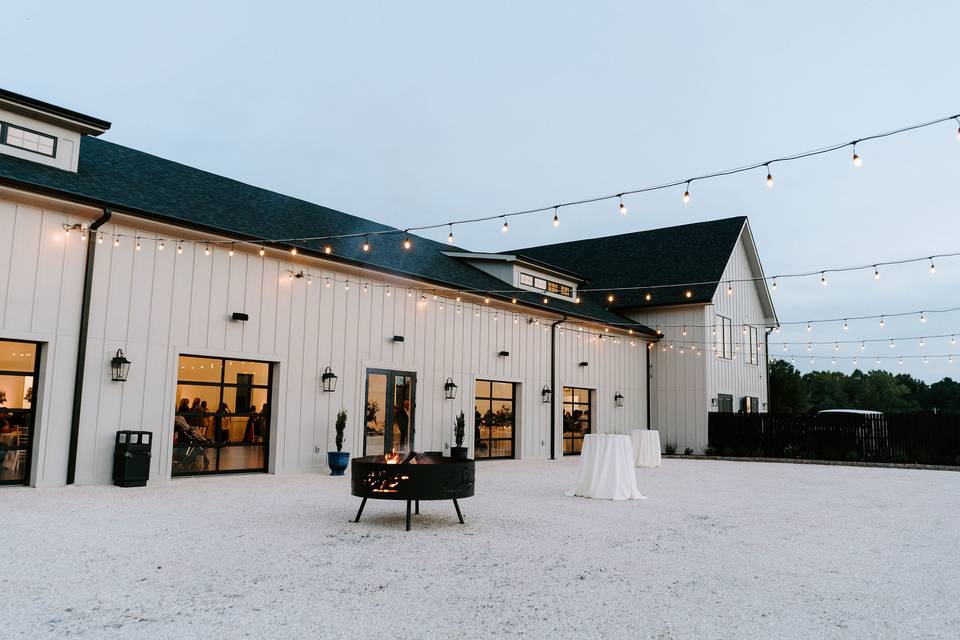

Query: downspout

[549,316,566,460]
[764,326,774,412]
[646,342,652,430]
[66,208,112,484]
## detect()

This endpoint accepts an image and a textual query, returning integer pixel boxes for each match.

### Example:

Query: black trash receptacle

[113,430,152,487]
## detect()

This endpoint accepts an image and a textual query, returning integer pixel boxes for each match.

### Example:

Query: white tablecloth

[630,429,662,468]
[567,434,645,500]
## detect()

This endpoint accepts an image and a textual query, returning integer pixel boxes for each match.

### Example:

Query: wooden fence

[708,412,960,465]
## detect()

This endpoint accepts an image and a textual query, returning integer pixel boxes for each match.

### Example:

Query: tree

[769,359,808,412]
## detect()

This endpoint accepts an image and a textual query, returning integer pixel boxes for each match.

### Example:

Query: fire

[384,449,401,464]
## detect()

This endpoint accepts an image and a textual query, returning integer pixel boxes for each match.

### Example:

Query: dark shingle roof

[509,217,747,309]
[0,136,656,336]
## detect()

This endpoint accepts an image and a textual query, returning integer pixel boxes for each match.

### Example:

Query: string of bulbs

[60,110,960,253]
[641,332,959,351]
[774,354,955,365]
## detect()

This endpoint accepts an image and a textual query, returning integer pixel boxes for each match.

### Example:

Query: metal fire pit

[350,452,475,531]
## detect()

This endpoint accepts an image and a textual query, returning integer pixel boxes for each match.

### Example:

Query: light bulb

[890,339,895,348]
[920,338,925,347]
[552,209,560,227]
[806,322,812,332]
[834,342,839,351]
[502,219,509,234]
[363,283,368,293]
[177,243,183,255]
[874,266,880,280]
[951,335,957,345]
[228,246,234,257]
[607,294,614,303]
[820,272,827,286]
[403,236,411,250]
[204,245,210,256]
[645,292,652,301]
[386,287,391,296]
[97,234,103,244]
[807,343,812,352]
[618,196,627,215]
[362,237,370,252]
[344,283,349,291]
[860,342,865,350]
[682,326,688,336]
[879,316,885,328]
[771,278,777,292]
[852,144,862,167]
[135,238,141,251]
[288,272,293,281]
[307,276,313,285]
[920,312,927,323]
[324,246,332,254]
[259,247,265,256]
[765,166,774,188]
[843,320,848,331]
[682,185,691,204]
[929,259,936,274]
[158,240,165,251]
[325,278,331,288]
[64,227,71,236]
[114,237,120,247]
[726,283,733,296]
[290,248,297,256]
[447,226,455,244]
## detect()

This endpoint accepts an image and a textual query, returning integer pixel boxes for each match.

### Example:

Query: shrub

[664,442,677,455]
[683,447,693,456]
[703,445,716,456]
[453,411,465,448]
[334,410,347,452]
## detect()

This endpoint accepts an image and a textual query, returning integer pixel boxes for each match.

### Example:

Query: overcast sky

[2,1,958,382]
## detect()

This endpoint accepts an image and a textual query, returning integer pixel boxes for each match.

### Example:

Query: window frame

[746,325,759,365]
[518,271,574,298]
[715,315,733,359]
[562,386,592,455]
[716,393,734,413]
[473,379,516,460]
[1,121,58,158]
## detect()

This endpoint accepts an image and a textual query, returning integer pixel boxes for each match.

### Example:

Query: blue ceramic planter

[328,451,350,476]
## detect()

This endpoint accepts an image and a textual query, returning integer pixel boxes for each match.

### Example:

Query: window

[562,387,591,454]
[0,340,40,485]
[746,325,759,365]
[474,380,516,459]
[715,315,733,359]
[519,272,573,298]
[2,123,56,157]
[172,356,272,475]
[716,394,733,413]
[741,396,760,413]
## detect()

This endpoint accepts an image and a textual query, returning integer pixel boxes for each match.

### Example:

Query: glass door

[562,387,592,455]
[474,380,516,459]
[0,340,39,485]
[364,369,416,455]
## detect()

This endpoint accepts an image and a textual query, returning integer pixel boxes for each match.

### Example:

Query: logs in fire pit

[350,451,475,531]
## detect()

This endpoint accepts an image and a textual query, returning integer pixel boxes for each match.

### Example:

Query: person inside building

[214,402,230,442]
[396,399,410,450]
[243,405,258,443]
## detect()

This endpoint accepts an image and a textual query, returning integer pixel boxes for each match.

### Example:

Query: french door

[363,369,416,456]
[0,339,40,485]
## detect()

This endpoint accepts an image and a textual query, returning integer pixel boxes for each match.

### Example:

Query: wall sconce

[541,385,552,404]
[321,366,338,392]
[613,392,624,407]
[578,361,588,367]
[444,377,458,399]
[111,349,131,382]
[498,350,510,357]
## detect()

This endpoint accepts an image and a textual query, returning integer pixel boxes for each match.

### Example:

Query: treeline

[769,359,960,414]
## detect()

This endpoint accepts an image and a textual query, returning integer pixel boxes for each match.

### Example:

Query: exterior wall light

[444,377,458,399]
[613,392,624,407]
[111,349,131,382]
[321,367,338,392]
[541,385,552,404]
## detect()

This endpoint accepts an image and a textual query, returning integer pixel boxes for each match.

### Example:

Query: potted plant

[327,410,350,475]
[450,411,468,460]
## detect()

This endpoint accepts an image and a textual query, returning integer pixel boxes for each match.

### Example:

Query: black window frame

[473,379,516,460]
[0,338,41,487]
[716,315,733,359]
[518,271,574,298]
[716,393,734,413]
[746,325,759,365]
[562,386,592,455]
[1,121,58,158]
[173,355,273,477]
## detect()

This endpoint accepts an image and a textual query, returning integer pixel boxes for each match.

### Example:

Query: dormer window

[2,122,57,157]
[519,272,573,298]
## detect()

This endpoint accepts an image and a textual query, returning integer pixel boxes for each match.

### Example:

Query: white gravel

[1,459,958,639]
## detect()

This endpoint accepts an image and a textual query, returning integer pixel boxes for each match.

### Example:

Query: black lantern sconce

[321,366,338,392]
[541,385,552,404]
[613,391,624,407]
[444,377,458,400]
[110,349,131,382]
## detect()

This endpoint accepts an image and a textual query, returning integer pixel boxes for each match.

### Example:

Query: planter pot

[327,451,350,476]
[450,446,469,460]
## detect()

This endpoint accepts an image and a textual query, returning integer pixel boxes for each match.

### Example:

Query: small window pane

[519,273,534,286]
[4,125,56,157]
[491,381,513,399]
[177,356,223,383]
[224,360,269,385]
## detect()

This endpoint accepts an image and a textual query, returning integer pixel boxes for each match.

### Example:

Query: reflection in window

[172,355,272,475]
[0,340,39,485]
[474,380,515,459]
[562,387,591,455]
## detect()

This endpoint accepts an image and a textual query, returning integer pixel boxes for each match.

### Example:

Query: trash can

[113,430,152,487]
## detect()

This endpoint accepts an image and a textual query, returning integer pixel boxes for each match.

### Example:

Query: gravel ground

[1,459,958,639]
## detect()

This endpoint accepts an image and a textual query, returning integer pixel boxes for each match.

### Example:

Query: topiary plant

[335,410,347,452]
[454,411,465,448]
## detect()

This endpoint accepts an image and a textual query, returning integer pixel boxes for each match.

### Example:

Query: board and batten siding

[0,194,648,485]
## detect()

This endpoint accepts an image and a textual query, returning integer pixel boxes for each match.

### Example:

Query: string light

[820,271,828,286]
[290,247,297,256]
[114,236,120,247]
[920,312,927,323]
[682,181,691,204]
[852,142,862,167]
[158,240,165,251]
[228,244,234,257]
[447,225,454,244]
[363,283,368,293]
[843,320,848,331]
[204,244,210,256]
[726,282,733,296]
[552,207,560,228]
[135,237,141,251]
[260,247,266,257]
[806,322,812,332]
[771,277,777,292]
[362,236,370,252]
[386,286,391,296]
[874,266,880,280]
[97,233,103,244]
[920,337,925,347]
[307,275,313,285]
[501,218,509,234]
[765,164,774,188]
[177,243,183,255]
[880,316,885,328]
[618,195,627,215]
[403,233,412,250]
[929,258,936,274]
[324,246,332,254]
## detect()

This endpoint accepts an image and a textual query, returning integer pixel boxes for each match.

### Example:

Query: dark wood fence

[708,412,960,465]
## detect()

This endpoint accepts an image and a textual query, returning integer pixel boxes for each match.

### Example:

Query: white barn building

[0,89,774,487]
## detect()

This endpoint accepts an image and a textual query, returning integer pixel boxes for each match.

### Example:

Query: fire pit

[350,451,475,531]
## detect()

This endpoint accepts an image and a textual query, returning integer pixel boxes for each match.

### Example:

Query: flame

[384,449,401,464]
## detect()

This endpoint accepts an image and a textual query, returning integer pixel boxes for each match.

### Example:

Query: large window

[715,315,733,359]
[562,387,591,455]
[519,272,573,298]
[716,394,733,413]
[746,325,759,365]
[172,355,272,476]
[474,380,515,459]
[1,123,56,157]
[0,340,39,485]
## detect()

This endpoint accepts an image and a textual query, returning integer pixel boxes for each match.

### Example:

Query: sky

[1,1,958,382]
